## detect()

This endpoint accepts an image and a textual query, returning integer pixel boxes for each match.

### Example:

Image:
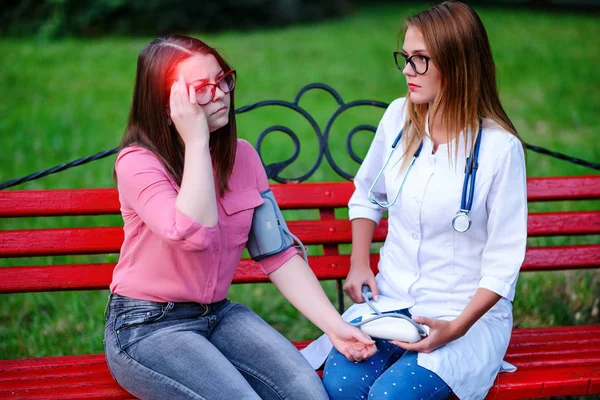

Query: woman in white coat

[318,2,527,399]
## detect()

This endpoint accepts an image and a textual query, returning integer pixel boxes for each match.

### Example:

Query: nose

[402,62,415,77]
[212,86,225,102]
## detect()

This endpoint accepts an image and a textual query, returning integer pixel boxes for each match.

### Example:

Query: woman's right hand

[343,264,378,304]
[327,320,376,362]
[169,74,210,147]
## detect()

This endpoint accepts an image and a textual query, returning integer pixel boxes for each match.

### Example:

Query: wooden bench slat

[0,189,120,218]
[1,364,111,384]
[508,338,600,353]
[1,176,599,218]
[526,175,600,201]
[0,384,131,400]
[1,245,598,293]
[507,348,600,364]
[0,263,115,293]
[0,227,124,257]
[527,211,600,236]
[2,211,599,258]
[273,182,354,209]
[509,324,600,338]
[509,332,600,348]
[521,244,600,271]
[0,354,107,372]
[487,366,600,399]
[506,348,600,366]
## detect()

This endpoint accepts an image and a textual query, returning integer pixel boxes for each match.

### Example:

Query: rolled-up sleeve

[116,147,218,251]
[348,117,389,224]
[258,247,298,275]
[478,138,527,301]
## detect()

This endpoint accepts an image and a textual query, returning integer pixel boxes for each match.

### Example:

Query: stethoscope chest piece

[452,211,471,233]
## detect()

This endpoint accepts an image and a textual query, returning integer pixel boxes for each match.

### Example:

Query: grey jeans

[104,293,328,400]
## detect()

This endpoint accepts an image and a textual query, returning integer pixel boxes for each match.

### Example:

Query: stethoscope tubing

[460,125,483,212]
[367,134,423,208]
[368,123,483,231]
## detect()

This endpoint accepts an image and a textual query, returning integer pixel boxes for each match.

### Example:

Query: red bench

[1,175,599,399]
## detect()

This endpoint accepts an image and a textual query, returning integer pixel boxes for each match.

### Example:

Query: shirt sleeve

[258,247,299,275]
[115,147,218,251]
[348,107,393,224]
[244,141,301,274]
[478,138,528,301]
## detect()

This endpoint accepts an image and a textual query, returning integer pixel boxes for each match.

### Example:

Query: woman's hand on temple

[169,74,210,147]
[389,316,464,354]
[327,322,377,362]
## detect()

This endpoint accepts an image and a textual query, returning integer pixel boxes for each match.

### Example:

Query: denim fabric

[322,309,452,400]
[104,294,328,400]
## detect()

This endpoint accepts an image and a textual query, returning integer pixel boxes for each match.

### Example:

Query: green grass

[1,4,599,359]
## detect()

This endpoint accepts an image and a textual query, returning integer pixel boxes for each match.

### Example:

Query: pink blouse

[110,139,297,304]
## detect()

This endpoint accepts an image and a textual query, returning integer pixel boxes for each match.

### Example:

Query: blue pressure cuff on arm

[247,189,295,261]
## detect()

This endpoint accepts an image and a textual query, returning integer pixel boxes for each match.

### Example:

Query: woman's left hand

[327,322,377,362]
[389,316,463,354]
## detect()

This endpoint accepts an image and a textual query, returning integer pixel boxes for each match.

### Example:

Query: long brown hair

[399,1,519,163]
[116,34,237,196]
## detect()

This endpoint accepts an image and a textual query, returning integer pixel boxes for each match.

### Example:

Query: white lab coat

[301,97,527,399]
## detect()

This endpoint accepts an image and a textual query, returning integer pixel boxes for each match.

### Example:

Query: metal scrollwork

[322,100,387,181]
[236,83,387,182]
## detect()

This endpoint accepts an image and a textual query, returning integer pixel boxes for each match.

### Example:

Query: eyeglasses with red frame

[195,70,236,105]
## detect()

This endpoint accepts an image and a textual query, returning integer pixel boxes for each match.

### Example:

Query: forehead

[175,53,222,83]
[403,26,427,50]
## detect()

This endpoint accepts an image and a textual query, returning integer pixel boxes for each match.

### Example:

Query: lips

[407,83,421,90]
[212,106,227,115]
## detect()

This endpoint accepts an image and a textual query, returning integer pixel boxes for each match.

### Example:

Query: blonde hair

[398,1,519,168]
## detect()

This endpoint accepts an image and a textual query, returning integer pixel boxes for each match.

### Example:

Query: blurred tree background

[2,0,598,38]
[1,0,351,37]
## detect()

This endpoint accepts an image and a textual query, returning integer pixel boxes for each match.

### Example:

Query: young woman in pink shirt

[103,34,376,400]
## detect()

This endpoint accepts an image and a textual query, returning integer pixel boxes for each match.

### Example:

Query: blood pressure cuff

[247,189,295,261]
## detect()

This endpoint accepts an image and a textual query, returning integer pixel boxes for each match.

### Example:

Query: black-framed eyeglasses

[393,52,430,75]
[195,70,236,105]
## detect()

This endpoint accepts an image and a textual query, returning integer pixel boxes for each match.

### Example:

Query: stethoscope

[368,125,482,233]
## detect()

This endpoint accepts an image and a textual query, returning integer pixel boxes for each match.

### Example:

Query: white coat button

[208,281,214,288]
[412,233,419,240]
[414,196,420,203]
